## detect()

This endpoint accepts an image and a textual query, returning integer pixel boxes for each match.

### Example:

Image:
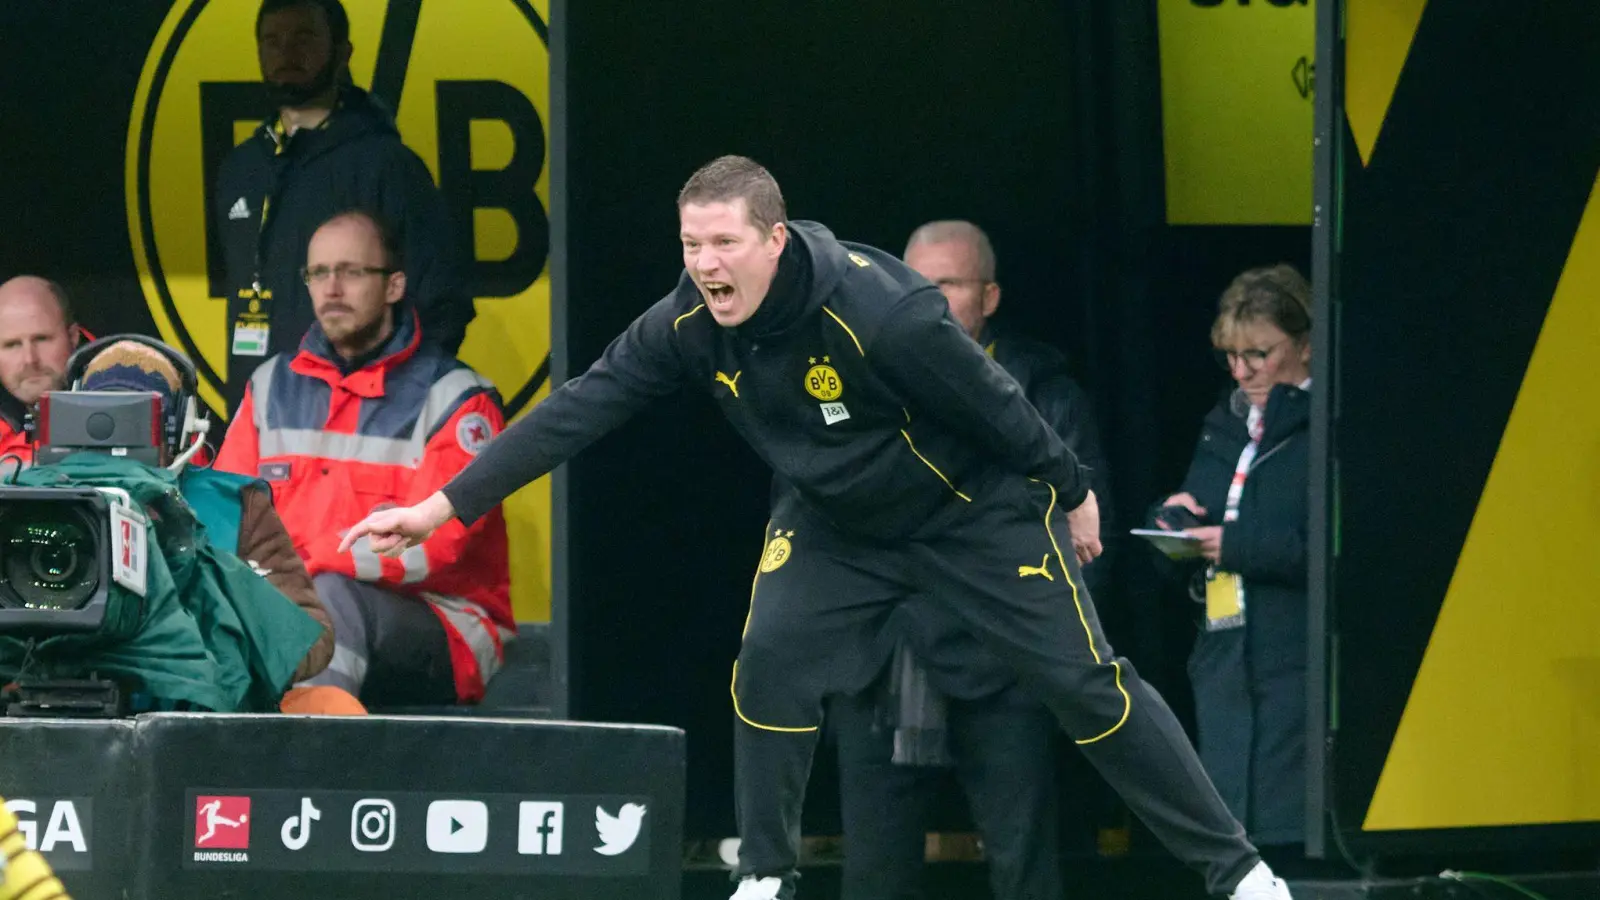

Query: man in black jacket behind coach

[827,220,1117,900]
[339,156,1294,900]
[214,0,472,412]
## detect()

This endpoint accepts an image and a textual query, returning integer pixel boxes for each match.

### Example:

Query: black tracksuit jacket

[444,220,1088,537]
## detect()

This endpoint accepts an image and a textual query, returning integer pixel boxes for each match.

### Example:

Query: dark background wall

[0,3,171,337]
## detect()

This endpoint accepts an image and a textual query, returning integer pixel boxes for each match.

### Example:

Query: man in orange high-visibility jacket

[217,208,513,706]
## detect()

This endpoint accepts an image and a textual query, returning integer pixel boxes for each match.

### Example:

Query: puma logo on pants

[1017,554,1054,581]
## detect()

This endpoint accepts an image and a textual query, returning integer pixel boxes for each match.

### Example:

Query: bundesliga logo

[193,795,251,863]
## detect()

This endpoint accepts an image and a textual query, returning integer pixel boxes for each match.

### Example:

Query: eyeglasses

[1214,340,1286,373]
[301,263,394,285]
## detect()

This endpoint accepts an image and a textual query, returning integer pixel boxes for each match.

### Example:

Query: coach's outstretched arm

[341,296,690,556]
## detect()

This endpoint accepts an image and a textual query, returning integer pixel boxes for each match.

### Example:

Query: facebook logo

[517,801,564,855]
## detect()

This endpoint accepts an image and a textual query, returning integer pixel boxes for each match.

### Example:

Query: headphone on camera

[61,333,211,459]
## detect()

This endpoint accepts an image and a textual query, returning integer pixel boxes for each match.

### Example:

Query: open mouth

[704,282,735,306]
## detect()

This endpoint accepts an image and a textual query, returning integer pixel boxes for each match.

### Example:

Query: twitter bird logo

[594,803,647,856]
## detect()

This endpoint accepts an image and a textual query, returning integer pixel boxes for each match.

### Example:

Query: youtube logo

[425,800,488,854]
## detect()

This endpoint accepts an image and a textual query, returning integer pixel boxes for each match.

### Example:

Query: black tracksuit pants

[732,475,1259,897]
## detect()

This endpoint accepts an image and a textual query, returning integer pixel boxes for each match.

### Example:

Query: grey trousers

[298,573,457,706]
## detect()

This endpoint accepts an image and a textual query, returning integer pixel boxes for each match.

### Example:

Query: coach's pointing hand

[339,491,457,557]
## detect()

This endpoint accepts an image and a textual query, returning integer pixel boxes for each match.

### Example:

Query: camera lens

[0,502,100,610]
[33,543,81,582]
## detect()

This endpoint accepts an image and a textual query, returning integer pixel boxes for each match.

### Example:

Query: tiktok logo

[280,798,321,851]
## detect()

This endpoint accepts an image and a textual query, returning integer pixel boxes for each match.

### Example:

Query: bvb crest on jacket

[760,530,794,573]
[803,356,842,401]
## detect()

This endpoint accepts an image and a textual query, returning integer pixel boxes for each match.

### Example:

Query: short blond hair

[677,155,787,234]
[1211,263,1311,348]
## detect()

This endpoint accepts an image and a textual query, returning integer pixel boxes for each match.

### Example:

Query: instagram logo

[350,799,395,852]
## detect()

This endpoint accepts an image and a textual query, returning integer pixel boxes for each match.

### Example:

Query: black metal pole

[1305,0,1343,862]
[548,0,571,721]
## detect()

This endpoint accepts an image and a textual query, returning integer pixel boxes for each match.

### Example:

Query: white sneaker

[729,875,784,900]
[1230,861,1292,899]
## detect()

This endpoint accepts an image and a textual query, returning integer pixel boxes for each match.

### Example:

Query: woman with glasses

[1150,264,1313,861]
